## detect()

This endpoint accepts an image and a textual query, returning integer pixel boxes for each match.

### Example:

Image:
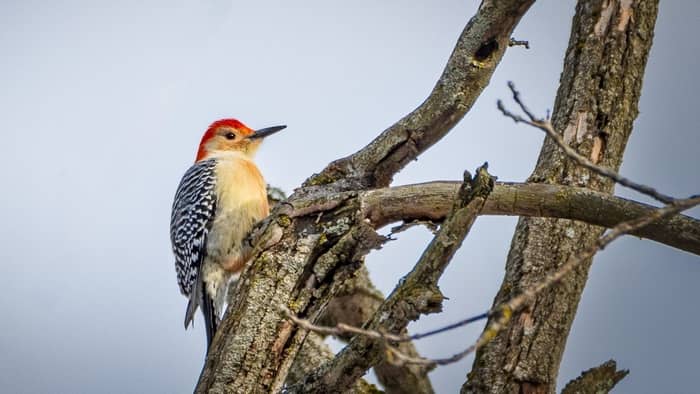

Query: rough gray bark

[268,188,433,393]
[290,168,494,393]
[463,1,660,393]
[288,331,382,393]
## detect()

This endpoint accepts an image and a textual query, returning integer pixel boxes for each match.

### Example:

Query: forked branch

[286,166,494,392]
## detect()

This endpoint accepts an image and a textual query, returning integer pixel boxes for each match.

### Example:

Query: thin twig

[281,305,405,342]
[508,38,530,49]
[498,81,677,204]
[282,305,489,344]
[282,305,489,367]
[408,312,489,341]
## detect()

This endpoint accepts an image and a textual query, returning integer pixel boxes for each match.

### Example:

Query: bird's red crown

[196,118,253,162]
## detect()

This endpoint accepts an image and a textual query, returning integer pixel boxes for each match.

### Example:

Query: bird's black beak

[249,125,287,140]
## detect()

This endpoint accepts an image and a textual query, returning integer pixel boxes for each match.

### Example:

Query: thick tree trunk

[463,1,659,393]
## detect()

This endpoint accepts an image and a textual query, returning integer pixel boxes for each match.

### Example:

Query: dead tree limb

[361,182,700,256]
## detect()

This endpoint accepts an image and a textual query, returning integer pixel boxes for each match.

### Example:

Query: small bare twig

[282,305,405,343]
[407,312,490,341]
[282,305,489,368]
[282,305,488,344]
[509,38,530,49]
[285,196,700,367]
[498,81,677,204]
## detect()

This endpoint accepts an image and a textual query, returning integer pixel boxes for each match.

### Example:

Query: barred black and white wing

[170,159,217,333]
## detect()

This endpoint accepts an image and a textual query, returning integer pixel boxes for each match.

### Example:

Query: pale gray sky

[0,1,698,393]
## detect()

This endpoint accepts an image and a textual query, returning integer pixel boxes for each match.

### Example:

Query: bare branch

[361,182,700,256]
[508,38,530,48]
[282,305,489,345]
[503,194,700,312]
[305,0,536,189]
[289,166,494,392]
[498,81,677,204]
[282,304,406,343]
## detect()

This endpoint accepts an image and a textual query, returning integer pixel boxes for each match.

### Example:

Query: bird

[170,118,286,349]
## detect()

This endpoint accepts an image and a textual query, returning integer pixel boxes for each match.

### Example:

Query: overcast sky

[1,1,698,393]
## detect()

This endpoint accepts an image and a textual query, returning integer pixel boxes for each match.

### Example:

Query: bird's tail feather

[184,276,219,350]
[184,277,202,330]
[201,290,219,350]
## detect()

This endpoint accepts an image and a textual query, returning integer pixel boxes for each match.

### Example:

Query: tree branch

[289,166,494,393]
[360,182,700,256]
[305,0,535,189]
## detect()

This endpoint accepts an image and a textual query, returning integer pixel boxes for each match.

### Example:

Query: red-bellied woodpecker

[170,118,286,349]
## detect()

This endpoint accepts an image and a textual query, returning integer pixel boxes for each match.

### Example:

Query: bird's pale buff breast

[202,152,269,311]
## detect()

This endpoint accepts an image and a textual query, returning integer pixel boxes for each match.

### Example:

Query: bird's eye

[224,132,236,140]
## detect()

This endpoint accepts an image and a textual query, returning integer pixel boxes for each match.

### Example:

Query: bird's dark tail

[201,291,219,350]
[185,276,219,351]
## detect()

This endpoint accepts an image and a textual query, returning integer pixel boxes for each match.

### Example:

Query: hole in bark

[474,39,499,61]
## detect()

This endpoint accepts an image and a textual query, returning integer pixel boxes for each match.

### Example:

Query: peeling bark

[463,1,660,393]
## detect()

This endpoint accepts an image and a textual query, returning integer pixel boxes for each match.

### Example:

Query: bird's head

[195,118,286,162]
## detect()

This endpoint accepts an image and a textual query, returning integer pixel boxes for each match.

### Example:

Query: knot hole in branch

[474,38,499,61]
